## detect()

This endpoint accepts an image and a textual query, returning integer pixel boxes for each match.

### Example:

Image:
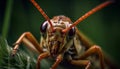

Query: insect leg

[78,45,104,69]
[70,59,91,69]
[50,54,63,69]
[37,52,49,69]
[12,32,43,56]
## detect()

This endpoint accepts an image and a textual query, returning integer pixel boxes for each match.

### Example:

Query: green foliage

[0,37,36,69]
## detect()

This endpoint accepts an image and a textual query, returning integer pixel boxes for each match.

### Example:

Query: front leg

[50,54,63,69]
[71,45,104,69]
[37,52,49,69]
[70,59,91,69]
[12,32,43,56]
[79,45,104,69]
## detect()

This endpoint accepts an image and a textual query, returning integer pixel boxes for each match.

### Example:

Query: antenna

[30,0,54,32]
[62,0,113,33]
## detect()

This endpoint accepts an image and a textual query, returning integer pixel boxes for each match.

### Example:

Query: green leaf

[0,37,36,69]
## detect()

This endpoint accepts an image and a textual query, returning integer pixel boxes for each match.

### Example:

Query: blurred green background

[0,0,120,67]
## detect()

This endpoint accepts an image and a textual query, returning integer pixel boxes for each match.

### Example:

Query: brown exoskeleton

[12,0,116,69]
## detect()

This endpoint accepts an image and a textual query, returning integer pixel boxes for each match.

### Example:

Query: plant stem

[2,0,13,38]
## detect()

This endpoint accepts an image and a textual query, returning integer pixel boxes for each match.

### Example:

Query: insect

[12,0,116,69]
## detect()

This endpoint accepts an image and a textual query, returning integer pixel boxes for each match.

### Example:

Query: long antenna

[30,0,54,32]
[62,0,114,33]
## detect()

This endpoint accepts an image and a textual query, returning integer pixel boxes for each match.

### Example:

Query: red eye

[68,27,75,37]
[40,21,48,33]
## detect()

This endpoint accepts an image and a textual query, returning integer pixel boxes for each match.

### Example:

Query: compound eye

[68,27,75,37]
[40,21,48,33]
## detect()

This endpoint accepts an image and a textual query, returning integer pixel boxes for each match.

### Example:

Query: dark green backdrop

[0,0,120,67]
